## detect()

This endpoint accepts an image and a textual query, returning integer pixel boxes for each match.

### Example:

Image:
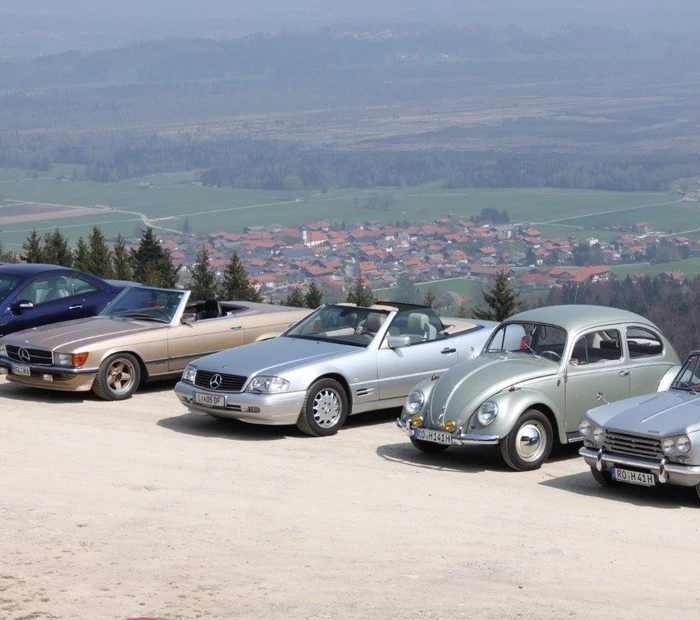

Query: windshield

[101,286,185,324]
[485,321,568,360]
[671,353,700,392]
[0,274,23,303]
[286,305,389,348]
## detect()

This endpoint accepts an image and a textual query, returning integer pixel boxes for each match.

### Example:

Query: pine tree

[395,273,418,304]
[0,235,16,262]
[281,287,306,307]
[218,252,262,302]
[189,246,218,300]
[112,234,133,280]
[304,281,323,308]
[42,229,73,266]
[23,230,44,263]
[346,274,374,307]
[73,237,90,271]
[87,226,114,278]
[472,270,521,321]
[131,227,179,287]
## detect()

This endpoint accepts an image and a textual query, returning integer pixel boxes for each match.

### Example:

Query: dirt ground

[1,375,699,620]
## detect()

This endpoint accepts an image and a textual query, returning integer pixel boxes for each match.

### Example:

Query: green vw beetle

[397,305,681,470]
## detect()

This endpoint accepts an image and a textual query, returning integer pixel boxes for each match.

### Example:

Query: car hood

[3,316,157,350]
[427,354,558,424]
[193,336,358,376]
[587,390,700,436]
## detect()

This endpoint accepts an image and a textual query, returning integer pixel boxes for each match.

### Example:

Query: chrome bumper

[396,417,500,446]
[0,356,98,375]
[580,446,700,487]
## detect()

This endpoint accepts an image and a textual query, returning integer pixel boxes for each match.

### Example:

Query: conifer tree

[346,274,374,307]
[190,246,218,300]
[281,286,306,307]
[218,252,262,302]
[23,230,44,263]
[87,226,114,278]
[42,229,73,266]
[131,227,179,287]
[73,236,89,271]
[112,234,133,280]
[304,281,323,308]
[472,270,521,321]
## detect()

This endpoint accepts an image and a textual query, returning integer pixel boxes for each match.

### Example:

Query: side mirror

[181,312,197,324]
[10,299,34,313]
[387,335,411,349]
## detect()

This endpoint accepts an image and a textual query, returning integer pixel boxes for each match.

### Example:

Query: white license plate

[413,428,452,445]
[194,392,226,407]
[612,468,655,487]
[11,364,31,376]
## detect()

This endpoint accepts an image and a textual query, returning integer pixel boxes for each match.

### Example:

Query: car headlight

[477,400,498,426]
[53,352,89,368]
[662,435,692,455]
[592,426,606,446]
[405,390,425,415]
[247,375,290,394]
[677,435,692,453]
[182,365,197,384]
[579,419,592,437]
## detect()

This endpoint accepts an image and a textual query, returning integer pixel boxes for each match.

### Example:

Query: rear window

[626,327,663,358]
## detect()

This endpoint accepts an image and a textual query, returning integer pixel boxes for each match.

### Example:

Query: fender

[658,365,682,392]
[486,388,564,443]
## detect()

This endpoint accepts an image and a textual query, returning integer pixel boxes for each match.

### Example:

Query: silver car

[397,305,681,470]
[580,351,700,499]
[174,302,497,436]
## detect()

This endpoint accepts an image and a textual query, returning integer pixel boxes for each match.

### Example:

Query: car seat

[199,299,222,320]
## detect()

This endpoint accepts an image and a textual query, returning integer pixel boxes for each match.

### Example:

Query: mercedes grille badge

[209,374,223,389]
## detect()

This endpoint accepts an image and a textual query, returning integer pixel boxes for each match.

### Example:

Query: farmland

[0,166,695,250]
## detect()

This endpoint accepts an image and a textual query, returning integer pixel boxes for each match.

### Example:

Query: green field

[1,166,698,250]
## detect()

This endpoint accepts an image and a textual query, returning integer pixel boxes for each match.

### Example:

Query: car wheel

[296,378,348,437]
[93,353,141,401]
[590,466,616,487]
[500,409,553,471]
[410,436,450,454]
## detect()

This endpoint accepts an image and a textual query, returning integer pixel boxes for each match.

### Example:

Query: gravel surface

[1,376,699,620]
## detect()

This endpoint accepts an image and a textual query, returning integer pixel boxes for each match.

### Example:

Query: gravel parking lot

[2,375,699,620]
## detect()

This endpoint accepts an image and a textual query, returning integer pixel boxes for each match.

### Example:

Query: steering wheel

[540,350,561,362]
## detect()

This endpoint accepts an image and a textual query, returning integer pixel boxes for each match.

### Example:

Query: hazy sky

[4,0,700,31]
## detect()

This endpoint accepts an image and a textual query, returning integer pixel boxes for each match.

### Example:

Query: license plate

[611,467,655,487]
[413,428,452,444]
[194,392,226,407]
[11,364,30,377]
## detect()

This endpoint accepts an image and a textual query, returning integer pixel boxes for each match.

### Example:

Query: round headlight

[405,390,425,415]
[579,419,592,437]
[662,437,676,455]
[677,435,691,453]
[477,400,498,426]
[592,426,606,446]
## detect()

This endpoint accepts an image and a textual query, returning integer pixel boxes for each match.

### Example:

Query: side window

[569,329,621,366]
[626,326,663,359]
[72,276,97,295]
[18,276,71,305]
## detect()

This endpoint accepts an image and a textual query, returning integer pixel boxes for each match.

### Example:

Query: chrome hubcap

[107,360,135,394]
[515,421,547,462]
[312,388,341,428]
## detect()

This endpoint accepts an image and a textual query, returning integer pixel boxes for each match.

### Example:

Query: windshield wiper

[672,381,700,393]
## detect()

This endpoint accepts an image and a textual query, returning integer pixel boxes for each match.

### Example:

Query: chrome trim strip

[0,357,98,375]
[396,417,499,445]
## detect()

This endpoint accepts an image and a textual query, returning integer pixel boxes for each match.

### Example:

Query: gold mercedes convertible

[0,285,311,400]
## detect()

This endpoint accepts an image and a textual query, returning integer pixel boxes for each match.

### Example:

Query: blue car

[0,263,129,337]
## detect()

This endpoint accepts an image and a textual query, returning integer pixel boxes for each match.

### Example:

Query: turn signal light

[445,420,455,432]
[412,414,424,427]
[72,352,89,368]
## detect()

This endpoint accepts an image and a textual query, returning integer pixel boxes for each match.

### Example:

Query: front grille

[604,431,662,459]
[195,370,247,392]
[6,345,53,365]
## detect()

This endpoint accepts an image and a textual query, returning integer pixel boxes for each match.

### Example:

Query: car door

[167,314,247,372]
[376,309,461,401]
[10,275,87,331]
[625,325,676,395]
[564,328,630,431]
[69,274,109,316]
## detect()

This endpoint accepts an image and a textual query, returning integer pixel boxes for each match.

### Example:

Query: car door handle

[230,325,243,330]
[441,347,457,354]
[69,304,83,310]
[619,370,630,376]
